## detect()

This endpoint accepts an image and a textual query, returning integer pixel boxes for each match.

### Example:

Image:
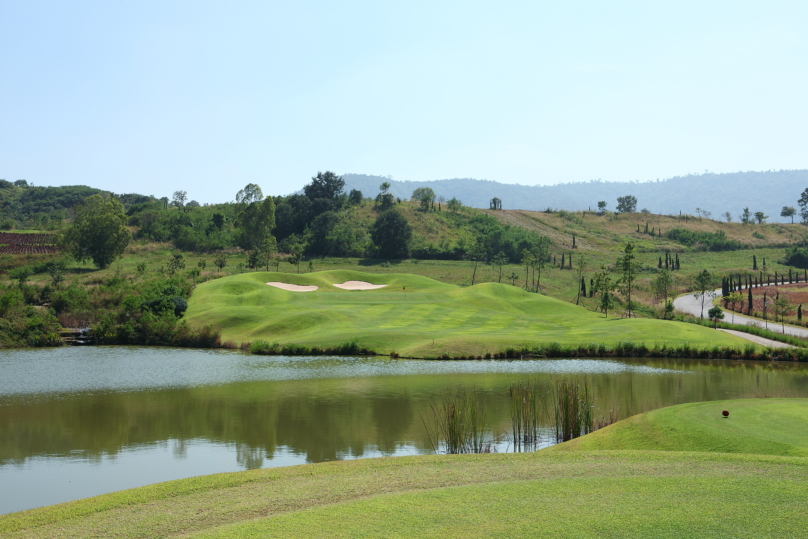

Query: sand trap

[266,282,319,292]
[333,281,388,291]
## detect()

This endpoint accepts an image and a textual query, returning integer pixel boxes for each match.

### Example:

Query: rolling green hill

[186,269,748,356]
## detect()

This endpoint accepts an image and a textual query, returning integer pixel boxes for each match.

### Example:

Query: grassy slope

[551,398,808,456]
[4,399,808,538]
[185,269,748,356]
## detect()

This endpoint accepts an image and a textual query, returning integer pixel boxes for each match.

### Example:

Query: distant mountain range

[341,170,808,223]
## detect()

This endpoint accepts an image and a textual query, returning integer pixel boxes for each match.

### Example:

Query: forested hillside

[342,170,808,222]
[4,170,808,350]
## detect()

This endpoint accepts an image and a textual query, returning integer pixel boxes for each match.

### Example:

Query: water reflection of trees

[2,361,807,467]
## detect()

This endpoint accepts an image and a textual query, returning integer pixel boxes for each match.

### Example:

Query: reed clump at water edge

[509,380,543,452]
[554,379,594,443]
[422,388,491,454]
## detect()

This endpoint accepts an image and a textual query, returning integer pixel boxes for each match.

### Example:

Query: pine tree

[675,253,680,270]
[581,277,587,297]
[753,255,757,270]
[658,256,662,269]
[748,287,753,315]
[561,253,565,270]
[798,304,803,322]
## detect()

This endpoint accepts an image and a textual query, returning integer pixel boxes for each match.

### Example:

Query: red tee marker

[722,410,729,417]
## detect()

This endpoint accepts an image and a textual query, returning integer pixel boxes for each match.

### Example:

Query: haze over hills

[341,170,808,223]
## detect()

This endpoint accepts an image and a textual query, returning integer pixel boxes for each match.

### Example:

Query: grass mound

[551,398,808,456]
[186,270,747,356]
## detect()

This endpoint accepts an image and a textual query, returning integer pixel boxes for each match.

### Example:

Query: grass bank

[4,399,808,538]
[185,269,749,357]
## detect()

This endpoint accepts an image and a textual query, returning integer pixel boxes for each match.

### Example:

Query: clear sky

[2,1,806,203]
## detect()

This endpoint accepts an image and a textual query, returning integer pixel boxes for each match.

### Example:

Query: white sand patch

[266,282,319,292]
[333,281,388,290]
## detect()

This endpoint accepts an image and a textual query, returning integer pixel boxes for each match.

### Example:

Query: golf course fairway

[3,399,808,538]
[185,270,748,356]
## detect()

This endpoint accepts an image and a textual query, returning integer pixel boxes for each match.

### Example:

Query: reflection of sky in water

[0,347,691,397]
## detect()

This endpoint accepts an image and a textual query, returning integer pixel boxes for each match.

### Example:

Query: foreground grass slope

[185,269,747,356]
[4,399,808,539]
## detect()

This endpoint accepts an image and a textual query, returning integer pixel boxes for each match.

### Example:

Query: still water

[2,346,808,514]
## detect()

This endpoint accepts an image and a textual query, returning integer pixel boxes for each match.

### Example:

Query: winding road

[673,287,808,339]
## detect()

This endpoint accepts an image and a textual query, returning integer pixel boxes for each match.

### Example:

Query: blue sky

[1,1,806,203]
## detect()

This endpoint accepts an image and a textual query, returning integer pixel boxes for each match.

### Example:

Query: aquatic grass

[427,340,808,362]
[554,379,593,443]
[423,388,489,454]
[248,339,376,356]
[508,380,544,451]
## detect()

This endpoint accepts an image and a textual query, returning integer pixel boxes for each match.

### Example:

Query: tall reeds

[554,379,593,443]
[423,388,489,454]
[508,380,543,451]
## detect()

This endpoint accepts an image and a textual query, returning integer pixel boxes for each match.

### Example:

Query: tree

[599,290,615,318]
[708,306,724,329]
[171,190,188,209]
[235,183,263,206]
[447,197,462,213]
[754,211,768,224]
[287,241,305,274]
[304,171,344,200]
[419,190,436,211]
[652,269,673,306]
[592,265,615,309]
[741,207,752,224]
[774,295,791,332]
[723,211,732,222]
[799,188,808,224]
[214,254,228,274]
[468,240,487,286]
[61,194,131,269]
[617,242,638,317]
[694,269,713,318]
[371,210,411,259]
[616,195,637,213]
[781,206,797,223]
[235,196,276,251]
[492,251,508,283]
[574,255,587,305]
[411,188,436,210]
[509,272,519,286]
[348,189,363,205]
[725,292,744,324]
[597,201,607,213]
[375,183,394,211]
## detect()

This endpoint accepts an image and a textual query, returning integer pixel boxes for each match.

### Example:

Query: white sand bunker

[333,281,388,290]
[266,282,319,292]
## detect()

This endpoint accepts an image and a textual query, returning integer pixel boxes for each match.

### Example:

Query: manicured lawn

[551,398,808,456]
[4,399,808,538]
[185,270,748,356]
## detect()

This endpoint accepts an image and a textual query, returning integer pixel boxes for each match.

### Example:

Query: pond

[2,346,808,515]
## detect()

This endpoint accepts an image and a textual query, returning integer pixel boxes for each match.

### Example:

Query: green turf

[5,399,808,538]
[551,398,808,456]
[185,269,749,356]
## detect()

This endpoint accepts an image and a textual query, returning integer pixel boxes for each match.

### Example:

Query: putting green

[186,270,748,356]
[551,398,808,456]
